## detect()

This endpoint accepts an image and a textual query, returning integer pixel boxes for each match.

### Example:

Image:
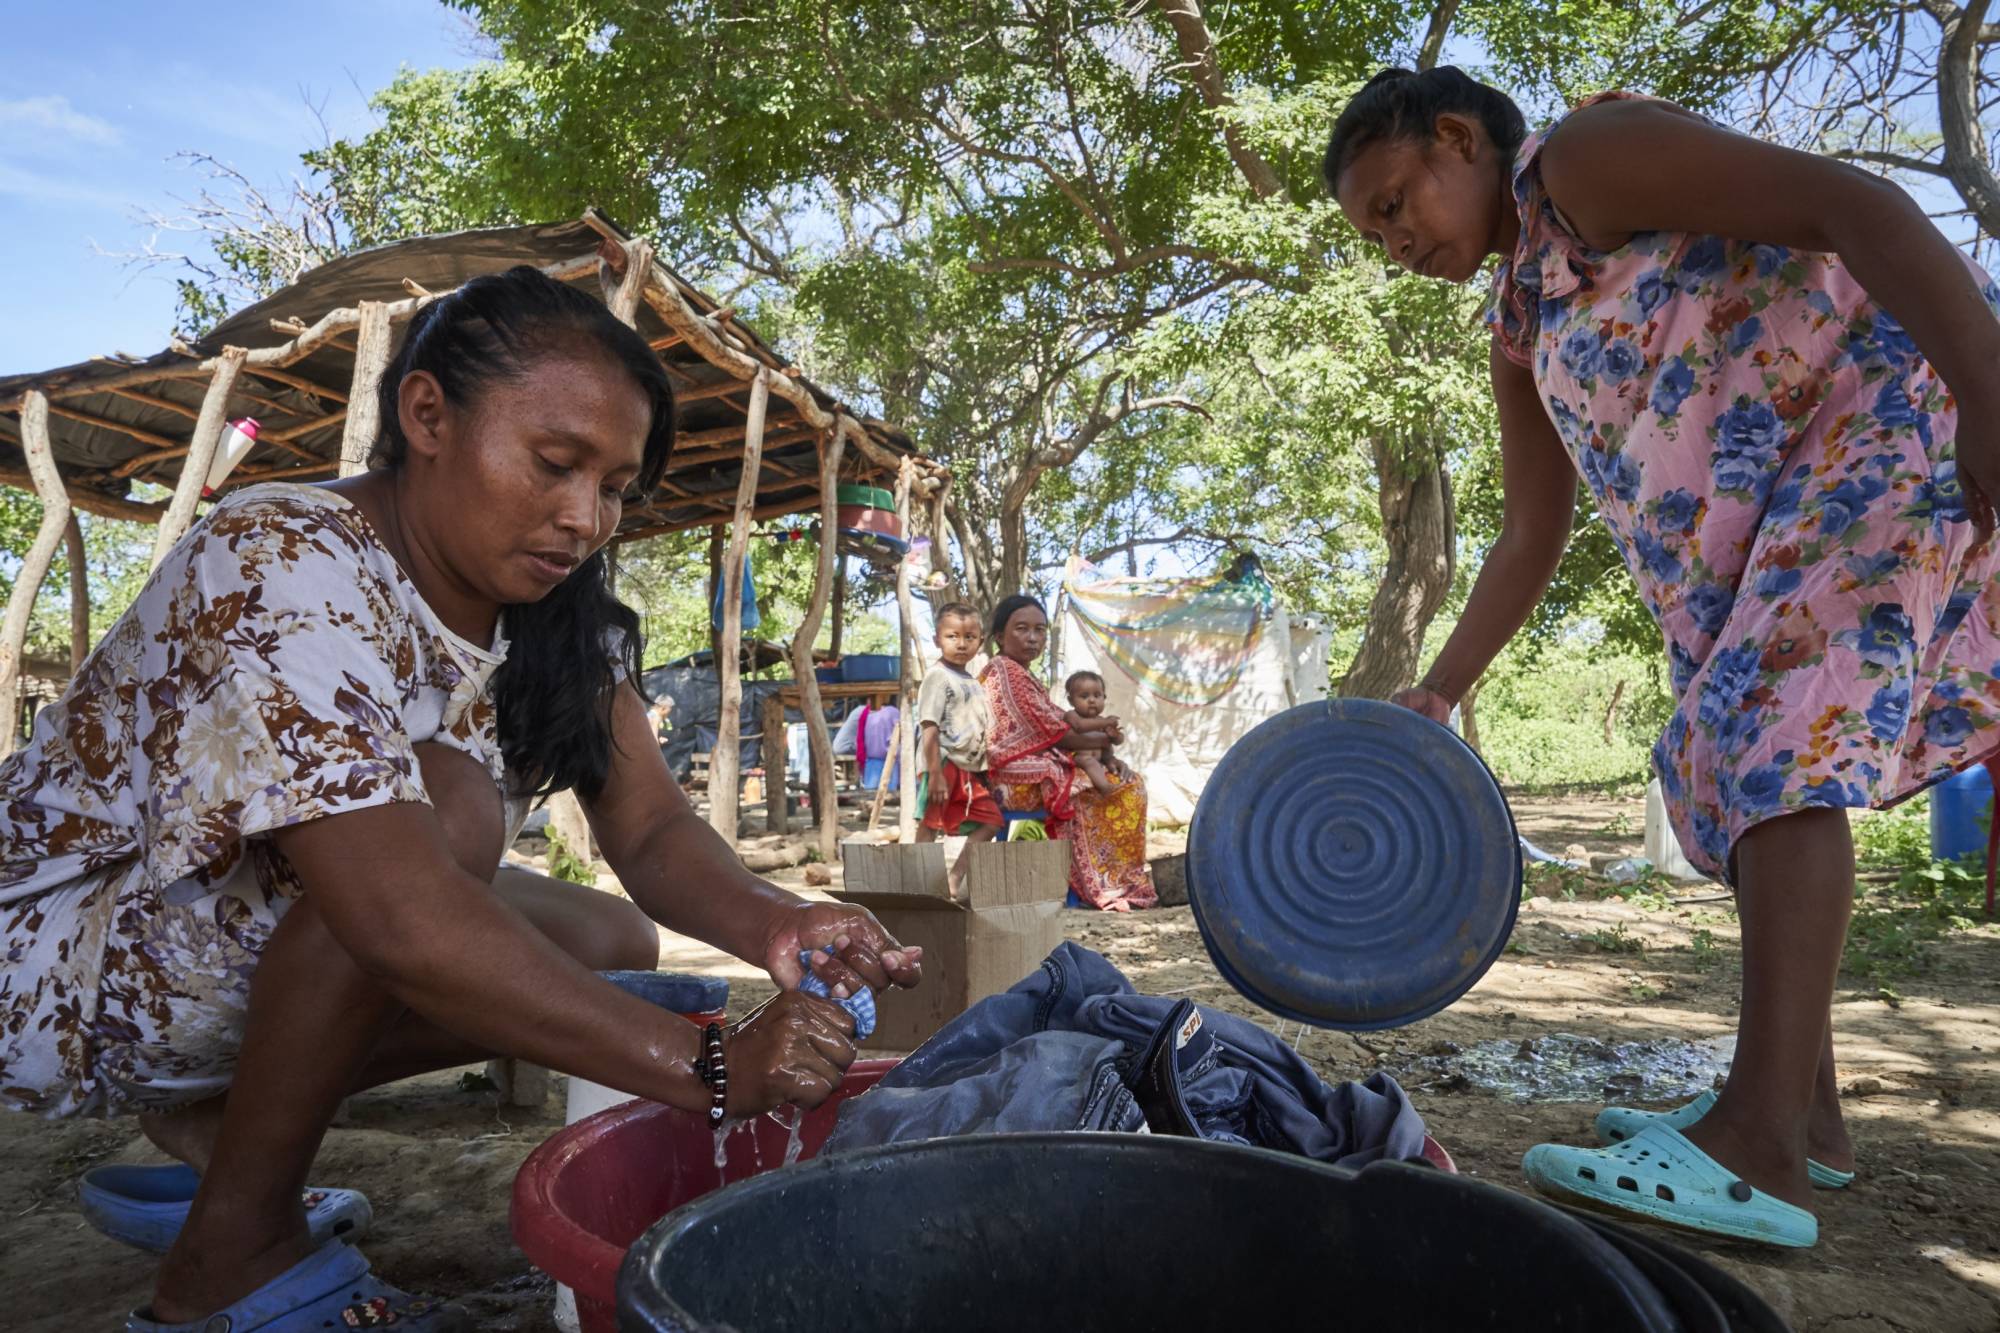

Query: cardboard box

[835,839,1070,1050]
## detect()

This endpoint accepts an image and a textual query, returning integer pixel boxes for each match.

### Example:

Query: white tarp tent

[1055,557,1330,827]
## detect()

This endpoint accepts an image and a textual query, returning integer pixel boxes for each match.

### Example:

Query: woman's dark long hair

[1321,66,1527,196]
[989,594,1048,649]
[372,265,675,801]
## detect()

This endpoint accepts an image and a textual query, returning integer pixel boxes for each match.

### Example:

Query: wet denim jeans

[824,942,1425,1165]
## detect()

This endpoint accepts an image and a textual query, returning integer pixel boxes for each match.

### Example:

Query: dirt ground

[2,793,1996,1331]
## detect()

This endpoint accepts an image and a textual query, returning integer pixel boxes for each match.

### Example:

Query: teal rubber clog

[1594,1090,1855,1189]
[1523,1124,1818,1249]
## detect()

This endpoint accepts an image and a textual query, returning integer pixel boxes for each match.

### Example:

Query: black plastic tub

[616,1134,1784,1332]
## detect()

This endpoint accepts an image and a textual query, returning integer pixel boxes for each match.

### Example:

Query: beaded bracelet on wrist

[693,1021,728,1126]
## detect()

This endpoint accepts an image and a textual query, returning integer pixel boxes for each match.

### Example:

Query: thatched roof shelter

[0,209,945,853]
[0,210,932,539]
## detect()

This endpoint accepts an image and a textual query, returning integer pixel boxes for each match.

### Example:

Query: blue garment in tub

[823,942,1425,1164]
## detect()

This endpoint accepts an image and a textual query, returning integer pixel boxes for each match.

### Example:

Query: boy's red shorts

[923,761,1004,832]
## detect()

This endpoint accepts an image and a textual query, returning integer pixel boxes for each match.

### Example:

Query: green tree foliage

[301,3,1760,670]
[0,499,155,666]
[139,3,1893,718]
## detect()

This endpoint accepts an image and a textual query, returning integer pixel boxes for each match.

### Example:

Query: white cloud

[0,162,137,211]
[0,95,123,149]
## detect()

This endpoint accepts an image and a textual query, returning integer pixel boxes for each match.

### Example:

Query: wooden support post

[706,524,724,669]
[929,487,955,597]
[761,693,790,835]
[868,716,902,837]
[486,1059,550,1108]
[829,553,848,658]
[339,300,392,477]
[150,348,246,569]
[792,422,848,861]
[64,514,87,673]
[0,392,70,757]
[606,239,655,327]
[893,457,920,842]
[709,371,769,844]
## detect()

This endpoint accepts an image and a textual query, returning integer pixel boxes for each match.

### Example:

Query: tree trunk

[710,372,770,843]
[1339,442,1455,700]
[1460,676,1484,754]
[829,554,848,657]
[996,484,1031,601]
[1602,678,1627,746]
[1938,0,2000,239]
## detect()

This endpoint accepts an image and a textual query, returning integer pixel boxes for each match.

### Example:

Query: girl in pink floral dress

[1326,69,2000,1247]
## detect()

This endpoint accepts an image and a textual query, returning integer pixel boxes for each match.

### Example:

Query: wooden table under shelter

[758,680,901,834]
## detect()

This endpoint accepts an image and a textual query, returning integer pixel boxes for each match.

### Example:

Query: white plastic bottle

[202,417,261,496]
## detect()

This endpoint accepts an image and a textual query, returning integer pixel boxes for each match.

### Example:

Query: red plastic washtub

[513,1060,898,1333]
[512,1057,1456,1333]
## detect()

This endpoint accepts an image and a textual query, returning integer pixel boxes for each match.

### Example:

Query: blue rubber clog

[79,1163,371,1254]
[124,1238,467,1331]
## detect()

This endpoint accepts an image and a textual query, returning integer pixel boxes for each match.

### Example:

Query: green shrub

[1852,795,1932,871]
[545,828,597,886]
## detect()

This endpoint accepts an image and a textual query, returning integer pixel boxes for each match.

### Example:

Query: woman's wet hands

[761,902,923,999]
[721,990,855,1114]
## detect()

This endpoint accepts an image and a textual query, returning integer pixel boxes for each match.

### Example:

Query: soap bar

[796,952,877,1041]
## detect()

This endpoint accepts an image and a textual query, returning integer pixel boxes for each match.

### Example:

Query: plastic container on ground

[616,1134,1782,1333]
[518,1060,1461,1333]
[1930,762,1994,862]
[1643,777,1709,880]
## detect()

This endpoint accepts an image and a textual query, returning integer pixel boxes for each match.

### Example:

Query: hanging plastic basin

[835,483,895,510]
[835,504,903,540]
[515,1057,1458,1333]
[615,1134,1780,1333]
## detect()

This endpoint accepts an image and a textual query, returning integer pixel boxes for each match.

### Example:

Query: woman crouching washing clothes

[0,266,920,1329]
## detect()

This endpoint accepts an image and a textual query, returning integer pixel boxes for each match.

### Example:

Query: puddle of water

[1406,1032,1736,1104]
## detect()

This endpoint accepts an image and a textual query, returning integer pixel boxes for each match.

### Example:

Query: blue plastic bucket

[839,653,899,683]
[1929,763,1993,862]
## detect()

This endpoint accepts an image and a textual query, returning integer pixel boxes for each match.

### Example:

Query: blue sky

[0,1,473,374]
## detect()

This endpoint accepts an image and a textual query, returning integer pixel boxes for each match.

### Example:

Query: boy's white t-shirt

[915,661,993,772]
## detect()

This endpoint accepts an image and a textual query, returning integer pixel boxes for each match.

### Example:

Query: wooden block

[487,1057,551,1108]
